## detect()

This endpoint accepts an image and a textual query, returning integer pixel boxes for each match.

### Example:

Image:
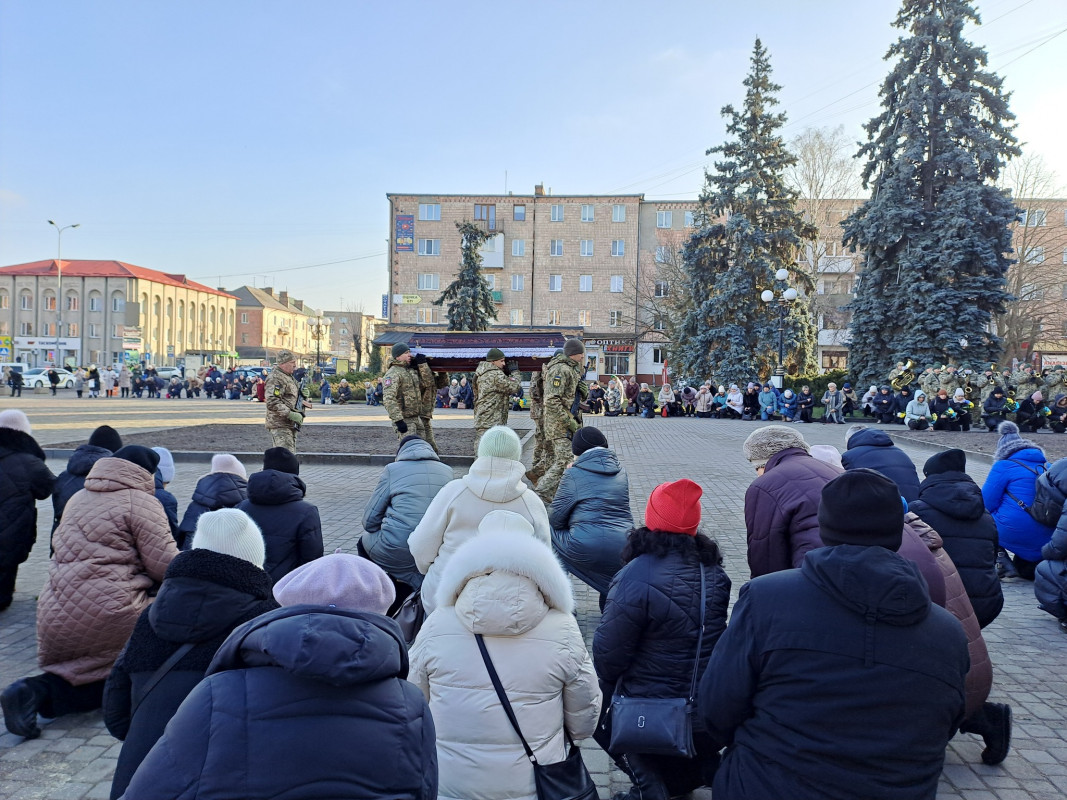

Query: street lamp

[311,315,332,378]
[760,268,798,389]
[48,220,80,368]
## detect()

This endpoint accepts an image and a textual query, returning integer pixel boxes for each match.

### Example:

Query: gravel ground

[884,424,1067,461]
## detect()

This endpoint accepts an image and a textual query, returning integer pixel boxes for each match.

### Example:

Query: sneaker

[1,679,42,739]
[995,550,1018,580]
[980,703,1012,765]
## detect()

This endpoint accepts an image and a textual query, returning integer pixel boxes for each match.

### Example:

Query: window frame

[511,274,525,292]
[609,310,622,327]
[612,204,626,223]
[549,274,563,292]
[551,204,564,222]
[580,239,594,257]
[417,203,441,221]
[417,273,440,291]
[656,210,673,229]
[581,204,595,222]
[610,275,624,293]
[550,239,563,257]
[513,205,526,221]
[579,275,593,292]
[417,238,441,257]
[512,239,526,257]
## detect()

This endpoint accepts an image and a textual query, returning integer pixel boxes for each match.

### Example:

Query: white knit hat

[211,453,247,478]
[743,425,811,469]
[192,509,265,568]
[0,409,32,434]
[152,447,176,483]
[477,425,522,461]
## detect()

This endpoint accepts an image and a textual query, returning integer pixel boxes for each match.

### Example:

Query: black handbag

[476,634,599,800]
[390,589,425,647]
[608,564,706,758]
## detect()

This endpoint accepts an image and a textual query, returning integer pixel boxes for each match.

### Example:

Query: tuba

[891,359,916,391]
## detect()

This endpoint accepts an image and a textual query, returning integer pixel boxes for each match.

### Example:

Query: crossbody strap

[688,564,707,702]
[131,642,195,718]
[476,634,539,764]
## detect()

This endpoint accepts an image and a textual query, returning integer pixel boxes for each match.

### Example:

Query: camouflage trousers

[527,425,547,482]
[420,416,439,454]
[268,427,297,453]
[395,417,421,443]
[536,436,572,505]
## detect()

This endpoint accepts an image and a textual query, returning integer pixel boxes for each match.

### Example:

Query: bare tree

[343,301,367,371]
[635,229,692,377]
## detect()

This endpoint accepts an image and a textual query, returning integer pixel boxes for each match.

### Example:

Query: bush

[783,369,849,399]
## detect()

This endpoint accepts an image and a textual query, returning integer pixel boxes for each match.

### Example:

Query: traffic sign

[401,294,422,304]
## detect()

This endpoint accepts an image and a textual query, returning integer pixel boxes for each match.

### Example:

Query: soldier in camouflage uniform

[473,348,522,451]
[414,353,446,453]
[525,355,553,484]
[536,339,585,505]
[383,343,422,441]
[919,366,941,399]
[938,365,962,397]
[264,350,305,452]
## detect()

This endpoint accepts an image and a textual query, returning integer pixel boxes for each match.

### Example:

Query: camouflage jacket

[265,366,300,431]
[938,372,961,396]
[473,360,521,430]
[383,359,422,423]
[543,354,581,437]
[529,367,546,422]
[416,361,445,418]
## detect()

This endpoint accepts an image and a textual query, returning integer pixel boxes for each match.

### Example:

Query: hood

[846,428,894,450]
[475,360,500,379]
[572,448,622,476]
[0,427,46,461]
[247,469,306,505]
[547,353,575,372]
[1004,446,1047,467]
[802,545,930,627]
[149,549,276,643]
[1047,457,1067,496]
[66,444,114,477]
[916,472,986,520]
[192,471,249,509]
[396,437,442,463]
[84,456,156,494]
[462,456,529,502]
[207,605,407,686]
[437,531,574,636]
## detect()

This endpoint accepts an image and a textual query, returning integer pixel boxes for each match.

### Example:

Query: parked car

[235,367,268,381]
[22,368,75,389]
[150,366,182,380]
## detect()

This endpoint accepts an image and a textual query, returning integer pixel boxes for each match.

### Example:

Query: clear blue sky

[1,0,1064,311]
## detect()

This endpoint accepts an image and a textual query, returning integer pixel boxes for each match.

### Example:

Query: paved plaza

[1,394,1066,799]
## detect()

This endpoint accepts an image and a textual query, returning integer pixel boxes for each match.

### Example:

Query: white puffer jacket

[408,530,601,800]
[408,456,550,613]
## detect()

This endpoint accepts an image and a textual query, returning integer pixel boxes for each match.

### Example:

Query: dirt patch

[51,424,529,457]
[890,427,1067,462]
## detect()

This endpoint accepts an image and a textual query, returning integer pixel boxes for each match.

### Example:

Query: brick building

[321,310,377,371]
[228,285,332,364]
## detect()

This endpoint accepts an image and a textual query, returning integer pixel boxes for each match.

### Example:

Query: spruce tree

[679,39,818,387]
[433,221,497,331]
[843,0,1019,386]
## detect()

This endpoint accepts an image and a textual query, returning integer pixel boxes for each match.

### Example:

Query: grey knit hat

[563,338,585,357]
[994,421,1042,461]
[743,425,811,469]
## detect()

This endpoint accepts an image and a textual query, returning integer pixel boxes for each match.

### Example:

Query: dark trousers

[1011,554,1039,581]
[908,418,930,430]
[798,407,813,423]
[0,566,17,610]
[357,538,414,616]
[22,672,105,718]
[50,384,57,395]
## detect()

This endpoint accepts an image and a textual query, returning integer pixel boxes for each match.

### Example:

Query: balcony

[475,219,504,235]
[491,291,504,304]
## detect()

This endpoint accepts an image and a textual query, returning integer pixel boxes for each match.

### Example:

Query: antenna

[504,170,508,195]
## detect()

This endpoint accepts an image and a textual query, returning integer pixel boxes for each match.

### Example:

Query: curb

[44,448,477,468]
[885,431,994,464]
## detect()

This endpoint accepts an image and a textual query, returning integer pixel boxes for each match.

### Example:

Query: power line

[997,24,1067,66]
[188,251,386,281]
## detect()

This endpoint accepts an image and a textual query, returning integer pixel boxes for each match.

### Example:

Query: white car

[22,368,75,389]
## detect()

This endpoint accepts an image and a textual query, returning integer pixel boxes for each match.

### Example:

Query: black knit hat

[113,445,160,477]
[818,468,904,550]
[88,425,123,453]
[923,448,966,476]
[571,426,608,456]
[263,446,300,475]
[392,342,410,358]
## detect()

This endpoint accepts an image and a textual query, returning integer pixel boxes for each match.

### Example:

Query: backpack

[1004,458,1058,527]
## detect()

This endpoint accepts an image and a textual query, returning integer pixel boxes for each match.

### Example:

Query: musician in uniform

[264,350,305,453]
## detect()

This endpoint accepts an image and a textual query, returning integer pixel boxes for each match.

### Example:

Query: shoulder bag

[475,634,599,800]
[130,642,195,718]
[390,589,425,648]
[608,563,705,758]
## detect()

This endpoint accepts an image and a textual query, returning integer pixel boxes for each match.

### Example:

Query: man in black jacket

[699,469,969,800]
[841,424,922,502]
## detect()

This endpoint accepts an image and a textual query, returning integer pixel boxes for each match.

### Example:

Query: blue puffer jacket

[52,444,112,533]
[360,438,453,588]
[154,471,180,543]
[841,428,921,502]
[177,471,249,549]
[1034,460,1067,618]
[120,606,437,800]
[758,390,778,416]
[982,446,1054,562]
[237,470,324,584]
[549,448,633,595]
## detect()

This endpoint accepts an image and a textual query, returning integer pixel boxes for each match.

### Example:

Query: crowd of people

[4,391,1067,799]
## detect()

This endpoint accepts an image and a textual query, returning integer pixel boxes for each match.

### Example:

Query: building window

[485,274,496,290]
[579,275,593,292]
[611,240,625,257]
[657,210,673,228]
[685,210,696,228]
[67,295,79,311]
[612,204,626,223]
[482,235,498,253]
[88,295,100,311]
[44,294,57,311]
[67,323,78,337]
[549,275,563,292]
[1019,283,1044,300]
[88,324,100,338]
[653,316,666,331]
[0,292,7,309]
[20,322,33,335]
[474,204,497,229]
[510,309,524,325]
[604,354,629,374]
[113,324,123,337]
[241,312,249,324]
[609,310,622,327]
[1025,246,1045,264]
[513,205,526,221]
[417,238,440,256]
[511,274,524,291]
[416,308,441,324]
[547,310,561,325]
[340,328,348,336]
[241,333,248,344]
[512,239,526,257]
[551,204,564,222]
[578,310,591,326]
[654,281,670,298]
[550,240,563,257]
[655,245,671,263]
[417,273,440,290]
[20,292,32,310]
[580,240,594,257]
[418,203,441,221]
[1063,248,1067,265]
[610,275,624,293]
[581,204,594,222]
[653,348,666,364]
[1022,209,1047,227]
[112,296,124,312]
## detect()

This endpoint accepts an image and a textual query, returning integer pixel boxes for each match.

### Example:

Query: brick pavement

[2,410,1066,799]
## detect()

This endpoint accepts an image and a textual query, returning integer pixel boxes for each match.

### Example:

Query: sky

[1,0,1064,312]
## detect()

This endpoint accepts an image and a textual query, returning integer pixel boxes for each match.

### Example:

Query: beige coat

[37,457,178,685]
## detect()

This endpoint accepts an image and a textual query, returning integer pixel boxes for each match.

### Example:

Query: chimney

[279,291,289,306]
[263,287,273,298]
[534,183,545,196]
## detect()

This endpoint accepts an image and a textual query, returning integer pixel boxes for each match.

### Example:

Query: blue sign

[395,215,414,252]
[381,293,389,318]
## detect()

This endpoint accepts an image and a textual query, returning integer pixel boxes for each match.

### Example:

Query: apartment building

[0,259,236,369]
[322,310,377,371]
[228,285,332,364]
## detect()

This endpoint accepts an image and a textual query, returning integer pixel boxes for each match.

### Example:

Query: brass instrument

[890,359,916,391]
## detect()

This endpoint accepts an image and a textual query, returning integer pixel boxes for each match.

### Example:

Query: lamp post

[311,315,331,379]
[48,220,80,367]
[760,268,798,389]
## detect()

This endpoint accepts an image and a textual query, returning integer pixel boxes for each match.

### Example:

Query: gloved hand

[412,353,428,366]
[395,419,408,434]
[287,411,304,424]
[576,381,589,400]
[505,359,520,376]
[567,418,579,435]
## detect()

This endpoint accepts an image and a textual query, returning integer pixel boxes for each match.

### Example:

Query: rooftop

[0,260,235,299]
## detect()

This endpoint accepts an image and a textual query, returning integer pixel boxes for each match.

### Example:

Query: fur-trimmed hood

[436,531,574,635]
[0,426,46,461]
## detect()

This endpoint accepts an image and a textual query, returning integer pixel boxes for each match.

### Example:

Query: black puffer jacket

[154,471,180,542]
[177,471,249,549]
[236,469,323,584]
[120,606,437,800]
[841,428,921,502]
[910,471,1003,628]
[52,444,112,533]
[0,427,55,568]
[103,549,277,799]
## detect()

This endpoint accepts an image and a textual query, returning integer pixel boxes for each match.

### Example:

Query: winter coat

[121,606,436,800]
[699,545,968,800]
[361,438,454,588]
[103,549,278,799]
[624,381,639,403]
[594,546,731,704]
[459,381,474,406]
[408,456,550,614]
[694,390,713,413]
[177,471,249,549]
[118,369,131,389]
[873,389,895,414]
[910,471,1003,627]
[841,427,922,502]
[0,427,55,569]
[758,389,778,415]
[745,447,842,577]
[38,458,178,685]
[905,398,932,423]
[983,394,1007,416]
[154,472,181,543]
[1035,461,1067,618]
[409,532,600,800]
[637,390,655,410]
[982,446,1054,562]
[796,390,814,411]
[893,392,912,415]
[549,448,633,595]
[779,391,798,417]
[236,470,323,584]
[52,444,113,532]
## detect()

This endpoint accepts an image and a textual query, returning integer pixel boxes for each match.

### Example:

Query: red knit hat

[644,479,702,535]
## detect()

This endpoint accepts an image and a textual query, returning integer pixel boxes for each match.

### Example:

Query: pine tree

[843,0,1019,386]
[433,221,497,331]
[678,39,818,387]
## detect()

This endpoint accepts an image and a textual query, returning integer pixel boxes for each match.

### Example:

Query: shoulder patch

[552,375,562,389]
[383,377,393,387]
